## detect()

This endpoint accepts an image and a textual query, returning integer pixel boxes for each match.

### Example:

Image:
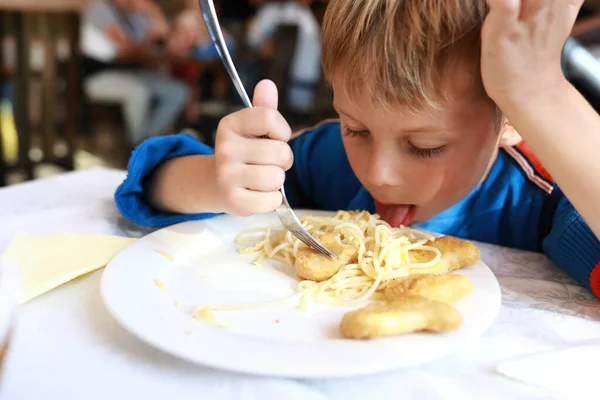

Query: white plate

[101,211,501,378]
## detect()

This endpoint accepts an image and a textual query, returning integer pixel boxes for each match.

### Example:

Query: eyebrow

[332,103,356,121]
[334,103,445,134]
[402,126,441,134]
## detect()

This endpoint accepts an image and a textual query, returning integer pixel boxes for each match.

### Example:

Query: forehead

[332,67,493,126]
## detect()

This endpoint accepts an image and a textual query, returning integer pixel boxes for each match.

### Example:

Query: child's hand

[481,0,583,107]
[213,80,293,216]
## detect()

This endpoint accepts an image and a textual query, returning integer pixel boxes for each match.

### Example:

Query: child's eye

[408,144,446,158]
[343,127,370,138]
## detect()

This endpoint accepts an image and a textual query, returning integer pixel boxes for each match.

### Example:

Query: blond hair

[322,0,490,109]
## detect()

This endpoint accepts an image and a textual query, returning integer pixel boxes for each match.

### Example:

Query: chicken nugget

[408,235,480,275]
[340,295,463,339]
[295,234,356,282]
[383,274,473,303]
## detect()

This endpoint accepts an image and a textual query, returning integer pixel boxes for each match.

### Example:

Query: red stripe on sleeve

[515,142,554,183]
[590,262,600,298]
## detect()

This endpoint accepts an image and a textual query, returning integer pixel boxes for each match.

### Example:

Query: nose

[366,144,402,187]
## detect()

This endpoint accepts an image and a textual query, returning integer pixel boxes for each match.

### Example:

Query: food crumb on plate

[192,305,216,321]
[154,278,167,291]
[191,305,231,328]
[155,250,174,262]
[173,300,180,308]
[275,319,280,324]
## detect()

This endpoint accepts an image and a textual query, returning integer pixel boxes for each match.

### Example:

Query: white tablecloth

[0,168,599,400]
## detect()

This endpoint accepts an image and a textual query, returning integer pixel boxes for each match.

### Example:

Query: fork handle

[199,0,252,107]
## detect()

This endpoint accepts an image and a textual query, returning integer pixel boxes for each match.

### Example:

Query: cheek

[342,137,369,178]
[343,137,439,193]
[469,131,500,172]
[440,136,499,191]
[408,159,456,201]
[437,161,475,190]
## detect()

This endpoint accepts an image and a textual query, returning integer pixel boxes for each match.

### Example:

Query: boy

[115,0,600,297]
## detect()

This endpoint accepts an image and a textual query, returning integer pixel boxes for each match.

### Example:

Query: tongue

[374,203,413,228]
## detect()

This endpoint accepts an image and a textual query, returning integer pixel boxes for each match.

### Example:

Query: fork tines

[293,228,336,258]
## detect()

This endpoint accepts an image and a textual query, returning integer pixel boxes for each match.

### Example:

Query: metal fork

[198,0,336,258]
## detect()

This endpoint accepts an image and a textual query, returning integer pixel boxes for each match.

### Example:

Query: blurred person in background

[247,0,321,112]
[167,0,236,121]
[81,0,189,146]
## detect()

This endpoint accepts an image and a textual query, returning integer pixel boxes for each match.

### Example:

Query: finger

[486,0,520,23]
[217,137,293,170]
[519,0,547,21]
[227,188,283,216]
[238,137,294,170]
[218,107,292,141]
[570,0,585,10]
[252,79,278,109]
[238,165,286,192]
[564,0,585,30]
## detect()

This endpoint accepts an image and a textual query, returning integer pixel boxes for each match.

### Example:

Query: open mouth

[373,202,417,227]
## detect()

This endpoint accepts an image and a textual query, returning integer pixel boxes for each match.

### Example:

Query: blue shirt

[115,121,600,297]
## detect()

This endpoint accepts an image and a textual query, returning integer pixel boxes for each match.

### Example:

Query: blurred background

[0,0,600,186]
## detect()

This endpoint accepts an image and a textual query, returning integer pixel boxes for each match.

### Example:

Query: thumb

[252,79,279,109]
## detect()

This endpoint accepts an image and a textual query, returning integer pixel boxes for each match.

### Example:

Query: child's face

[331,70,503,227]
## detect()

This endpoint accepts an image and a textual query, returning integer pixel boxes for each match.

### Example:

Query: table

[0,0,83,184]
[0,169,599,400]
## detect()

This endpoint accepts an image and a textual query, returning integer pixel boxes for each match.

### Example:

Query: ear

[498,120,522,148]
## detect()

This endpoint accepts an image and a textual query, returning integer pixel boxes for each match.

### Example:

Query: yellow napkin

[2,233,136,303]
[1,100,18,164]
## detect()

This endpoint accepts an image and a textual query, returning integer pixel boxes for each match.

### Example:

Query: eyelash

[343,127,369,138]
[343,127,446,159]
[408,144,446,158]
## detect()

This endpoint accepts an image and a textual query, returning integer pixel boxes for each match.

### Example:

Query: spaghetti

[231,211,442,311]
